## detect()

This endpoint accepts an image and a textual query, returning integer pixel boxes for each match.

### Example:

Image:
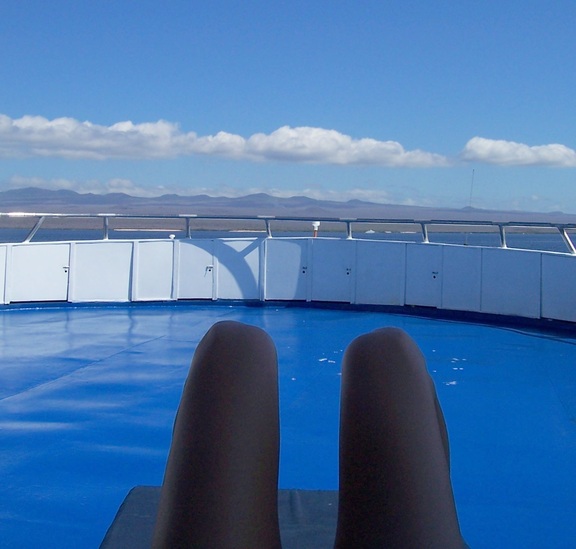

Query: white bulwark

[0,236,575,324]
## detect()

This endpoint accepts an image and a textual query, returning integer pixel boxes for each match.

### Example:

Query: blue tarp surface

[0,303,575,548]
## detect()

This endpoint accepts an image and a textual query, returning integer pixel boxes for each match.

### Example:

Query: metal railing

[1,212,575,254]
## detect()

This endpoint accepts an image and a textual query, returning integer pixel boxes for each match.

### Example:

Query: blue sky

[1,0,575,212]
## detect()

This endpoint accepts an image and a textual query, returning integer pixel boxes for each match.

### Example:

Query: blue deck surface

[0,303,575,548]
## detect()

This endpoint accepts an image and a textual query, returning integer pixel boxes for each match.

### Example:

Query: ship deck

[1,302,575,548]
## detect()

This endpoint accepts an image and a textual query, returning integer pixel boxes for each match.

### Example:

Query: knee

[345,327,415,361]
[368,326,415,347]
[204,321,273,349]
[342,327,426,380]
[205,320,251,338]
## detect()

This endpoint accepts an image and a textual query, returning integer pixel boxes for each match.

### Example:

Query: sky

[1,0,575,212]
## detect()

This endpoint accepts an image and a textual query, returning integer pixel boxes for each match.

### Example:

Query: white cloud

[0,114,448,167]
[244,126,447,166]
[0,115,190,160]
[4,113,576,171]
[461,137,576,167]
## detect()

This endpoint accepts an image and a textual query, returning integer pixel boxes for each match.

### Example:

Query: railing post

[498,225,507,248]
[346,221,353,239]
[257,215,274,238]
[559,227,576,254]
[339,218,356,239]
[103,216,109,240]
[420,222,429,243]
[265,219,272,238]
[24,216,46,243]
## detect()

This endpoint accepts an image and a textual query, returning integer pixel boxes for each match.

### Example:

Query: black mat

[100,486,338,548]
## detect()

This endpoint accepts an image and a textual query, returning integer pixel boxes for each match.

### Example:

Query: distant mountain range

[0,187,574,223]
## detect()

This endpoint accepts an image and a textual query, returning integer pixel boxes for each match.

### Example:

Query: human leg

[152,321,281,549]
[335,327,465,548]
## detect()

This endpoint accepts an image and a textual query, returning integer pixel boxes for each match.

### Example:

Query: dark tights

[152,321,465,548]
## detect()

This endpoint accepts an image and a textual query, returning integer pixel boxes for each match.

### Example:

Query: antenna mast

[468,169,475,208]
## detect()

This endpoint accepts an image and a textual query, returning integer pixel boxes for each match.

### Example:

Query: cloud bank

[0,114,446,167]
[462,137,576,167]
[1,114,575,168]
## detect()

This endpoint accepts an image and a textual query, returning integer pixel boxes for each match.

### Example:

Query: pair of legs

[152,321,465,548]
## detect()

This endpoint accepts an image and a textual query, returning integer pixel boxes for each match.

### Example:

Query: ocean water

[0,227,573,253]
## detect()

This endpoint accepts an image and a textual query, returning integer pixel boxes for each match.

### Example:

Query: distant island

[0,187,574,226]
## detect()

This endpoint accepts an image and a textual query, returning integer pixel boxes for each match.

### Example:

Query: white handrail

[1,212,575,253]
